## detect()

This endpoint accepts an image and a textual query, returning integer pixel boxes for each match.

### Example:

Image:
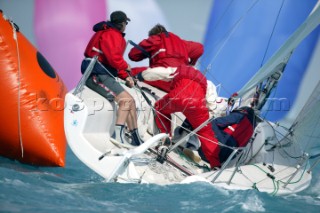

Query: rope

[251,164,278,195]
[125,41,215,136]
[9,18,24,158]
[197,0,261,97]
[250,161,309,195]
[259,0,285,67]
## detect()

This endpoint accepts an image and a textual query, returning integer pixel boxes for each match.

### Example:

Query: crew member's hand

[126,64,131,73]
[125,76,135,88]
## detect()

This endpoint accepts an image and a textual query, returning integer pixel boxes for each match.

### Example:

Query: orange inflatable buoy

[0,11,67,166]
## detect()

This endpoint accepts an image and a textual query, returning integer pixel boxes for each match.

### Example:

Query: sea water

[1,148,320,213]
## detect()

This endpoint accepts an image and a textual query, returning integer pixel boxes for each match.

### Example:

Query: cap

[110,11,131,24]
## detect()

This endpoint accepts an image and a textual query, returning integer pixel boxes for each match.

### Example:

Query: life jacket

[223,107,255,147]
[150,32,189,67]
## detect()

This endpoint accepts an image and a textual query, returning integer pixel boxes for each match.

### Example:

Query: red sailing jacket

[128,32,203,67]
[84,22,129,80]
[185,41,204,65]
[223,116,253,147]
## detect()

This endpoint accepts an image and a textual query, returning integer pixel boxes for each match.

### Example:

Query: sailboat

[64,2,320,195]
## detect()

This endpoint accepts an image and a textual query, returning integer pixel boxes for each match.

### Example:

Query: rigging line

[198,0,234,67]
[200,0,260,72]
[263,116,293,144]
[150,104,217,146]
[251,164,278,184]
[259,0,285,67]
[125,40,203,113]
[132,86,146,125]
[167,112,237,150]
[272,128,305,160]
[277,107,320,157]
[289,85,320,147]
[10,19,24,158]
[308,157,320,173]
[151,76,223,142]
[301,112,320,152]
[207,0,236,38]
[155,69,208,113]
[196,0,235,71]
[262,119,303,159]
[295,96,320,124]
[198,0,261,97]
[169,117,236,152]
[155,78,193,111]
[278,133,304,160]
[205,70,234,97]
[131,89,166,132]
[126,44,212,119]
[260,84,278,119]
[126,72,169,133]
[278,163,308,184]
[148,148,194,176]
[236,167,257,185]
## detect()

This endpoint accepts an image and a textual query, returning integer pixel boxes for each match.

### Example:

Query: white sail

[291,81,320,150]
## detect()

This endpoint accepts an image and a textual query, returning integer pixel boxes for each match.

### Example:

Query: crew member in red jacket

[128,24,204,92]
[81,11,143,146]
[210,106,256,163]
[136,64,221,169]
[127,24,221,168]
[181,106,256,166]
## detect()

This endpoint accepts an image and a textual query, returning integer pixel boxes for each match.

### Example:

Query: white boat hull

[64,86,312,195]
[64,2,320,195]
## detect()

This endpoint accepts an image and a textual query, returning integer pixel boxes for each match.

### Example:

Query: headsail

[291,81,320,152]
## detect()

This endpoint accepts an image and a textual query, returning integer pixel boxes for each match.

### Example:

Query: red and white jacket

[84,21,129,80]
[128,32,203,67]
